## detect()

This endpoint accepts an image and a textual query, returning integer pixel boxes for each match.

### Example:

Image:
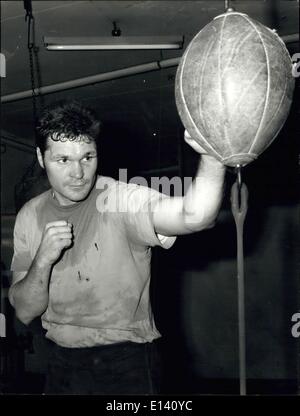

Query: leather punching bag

[175,11,295,167]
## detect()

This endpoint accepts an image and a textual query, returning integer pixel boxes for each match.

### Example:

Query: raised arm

[153,131,225,236]
[9,220,73,325]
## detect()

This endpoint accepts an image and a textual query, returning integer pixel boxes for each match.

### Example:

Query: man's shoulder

[16,190,51,221]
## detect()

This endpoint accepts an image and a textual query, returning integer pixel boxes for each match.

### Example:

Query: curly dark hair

[36,100,101,155]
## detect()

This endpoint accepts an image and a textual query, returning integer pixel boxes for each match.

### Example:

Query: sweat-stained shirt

[10,176,176,348]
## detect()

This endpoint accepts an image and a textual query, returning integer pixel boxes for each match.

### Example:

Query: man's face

[37,136,98,206]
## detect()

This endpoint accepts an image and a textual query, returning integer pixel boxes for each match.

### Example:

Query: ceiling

[1,1,299,167]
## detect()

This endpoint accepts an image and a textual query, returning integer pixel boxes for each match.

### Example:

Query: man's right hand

[35,221,73,268]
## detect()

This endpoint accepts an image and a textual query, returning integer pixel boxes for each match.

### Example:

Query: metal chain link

[15,5,40,210]
[25,5,39,135]
[26,6,43,128]
[28,33,39,127]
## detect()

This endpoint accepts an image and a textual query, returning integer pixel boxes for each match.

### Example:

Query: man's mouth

[69,183,86,188]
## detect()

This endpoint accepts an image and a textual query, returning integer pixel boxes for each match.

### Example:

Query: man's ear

[36,147,45,169]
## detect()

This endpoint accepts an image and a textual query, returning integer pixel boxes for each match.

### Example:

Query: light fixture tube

[44,36,183,50]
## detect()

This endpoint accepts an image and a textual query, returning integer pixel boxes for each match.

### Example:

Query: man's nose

[70,162,84,179]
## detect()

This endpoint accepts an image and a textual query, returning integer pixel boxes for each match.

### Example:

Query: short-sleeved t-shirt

[11,176,176,347]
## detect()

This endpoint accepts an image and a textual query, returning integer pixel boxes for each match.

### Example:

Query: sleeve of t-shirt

[118,182,176,249]
[10,205,33,272]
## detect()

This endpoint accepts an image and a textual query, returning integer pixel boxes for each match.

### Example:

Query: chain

[31,9,44,114]
[15,2,39,210]
[28,34,38,127]
[26,5,41,128]
[25,12,38,126]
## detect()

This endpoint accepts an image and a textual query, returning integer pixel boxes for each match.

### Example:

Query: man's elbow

[9,288,36,326]
[182,211,218,233]
[13,301,36,326]
[8,286,15,308]
[15,310,34,326]
[205,219,217,229]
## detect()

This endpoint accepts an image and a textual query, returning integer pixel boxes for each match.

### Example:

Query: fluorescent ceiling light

[44,36,183,50]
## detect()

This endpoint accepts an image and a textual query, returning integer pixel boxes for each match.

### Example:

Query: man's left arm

[153,132,226,236]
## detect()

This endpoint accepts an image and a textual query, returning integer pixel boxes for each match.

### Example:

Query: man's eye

[83,156,92,162]
[58,158,68,164]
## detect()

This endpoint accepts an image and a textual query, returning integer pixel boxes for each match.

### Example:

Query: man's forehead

[49,133,92,142]
[46,135,97,154]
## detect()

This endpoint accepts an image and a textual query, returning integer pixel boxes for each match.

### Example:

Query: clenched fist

[35,221,73,268]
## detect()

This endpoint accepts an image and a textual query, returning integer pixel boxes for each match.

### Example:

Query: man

[9,100,225,394]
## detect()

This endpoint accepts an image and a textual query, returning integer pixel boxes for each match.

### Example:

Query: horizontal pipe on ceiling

[1,57,180,104]
[281,33,299,44]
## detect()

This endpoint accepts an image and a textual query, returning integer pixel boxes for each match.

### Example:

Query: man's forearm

[182,154,226,230]
[9,258,52,325]
[153,154,226,235]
